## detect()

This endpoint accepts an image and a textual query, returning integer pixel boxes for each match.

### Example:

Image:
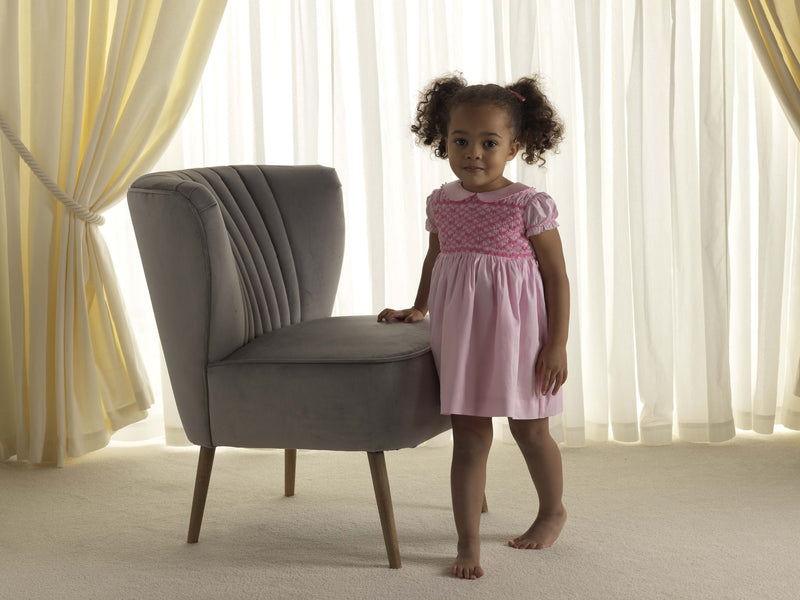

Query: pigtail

[507,76,565,167]
[411,73,468,158]
[411,72,564,166]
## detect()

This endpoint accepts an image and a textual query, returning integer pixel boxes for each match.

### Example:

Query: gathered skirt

[428,251,563,419]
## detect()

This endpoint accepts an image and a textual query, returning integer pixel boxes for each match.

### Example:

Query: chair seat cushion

[215,315,433,364]
[207,316,451,451]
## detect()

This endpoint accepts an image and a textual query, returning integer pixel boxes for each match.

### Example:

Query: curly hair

[410,73,564,166]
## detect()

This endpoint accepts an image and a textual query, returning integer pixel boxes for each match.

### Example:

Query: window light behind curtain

[106,0,800,446]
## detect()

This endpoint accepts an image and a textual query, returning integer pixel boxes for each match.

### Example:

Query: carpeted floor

[2,430,799,600]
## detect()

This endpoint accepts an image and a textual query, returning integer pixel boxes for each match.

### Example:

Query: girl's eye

[454,139,467,146]
[484,140,498,149]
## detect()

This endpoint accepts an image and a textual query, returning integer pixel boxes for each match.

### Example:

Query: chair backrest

[127,165,345,445]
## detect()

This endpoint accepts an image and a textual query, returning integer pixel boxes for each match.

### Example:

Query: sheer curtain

[106,0,800,447]
[734,0,800,139]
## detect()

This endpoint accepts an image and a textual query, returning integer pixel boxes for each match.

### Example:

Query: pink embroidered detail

[430,197,534,258]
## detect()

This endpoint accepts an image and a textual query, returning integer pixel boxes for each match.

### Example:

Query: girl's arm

[412,233,441,315]
[530,228,569,394]
[529,229,569,345]
[377,233,440,323]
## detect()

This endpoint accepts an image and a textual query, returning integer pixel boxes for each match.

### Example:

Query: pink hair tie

[506,87,526,102]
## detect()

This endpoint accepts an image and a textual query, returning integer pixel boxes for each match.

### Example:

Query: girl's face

[445,102,520,193]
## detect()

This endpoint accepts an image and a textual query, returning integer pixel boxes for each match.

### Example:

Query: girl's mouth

[463,167,483,173]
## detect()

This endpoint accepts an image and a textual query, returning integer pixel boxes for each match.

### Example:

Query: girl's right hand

[377,307,426,323]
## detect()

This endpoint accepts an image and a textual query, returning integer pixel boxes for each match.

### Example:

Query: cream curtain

[0,0,226,466]
[106,0,800,446]
[734,0,800,139]
[732,0,800,433]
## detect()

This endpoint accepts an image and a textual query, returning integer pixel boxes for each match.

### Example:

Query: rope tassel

[0,111,105,225]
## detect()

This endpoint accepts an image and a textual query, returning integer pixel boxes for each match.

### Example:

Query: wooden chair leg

[367,451,401,569]
[482,493,488,513]
[285,449,297,497]
[187,446,215,543]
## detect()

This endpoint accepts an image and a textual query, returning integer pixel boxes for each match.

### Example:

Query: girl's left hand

[536,342,568,395]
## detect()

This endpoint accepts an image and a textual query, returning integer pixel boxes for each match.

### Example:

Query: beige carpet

[2,430,799,600]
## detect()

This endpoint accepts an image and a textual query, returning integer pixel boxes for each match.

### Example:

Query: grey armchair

[127,165,451,568]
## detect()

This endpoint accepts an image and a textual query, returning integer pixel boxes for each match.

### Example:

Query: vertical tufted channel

[173,165,344,342]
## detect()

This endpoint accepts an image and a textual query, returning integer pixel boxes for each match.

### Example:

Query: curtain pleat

[0,0,226,465]
[105,0,800,446]
[734,0,800,139]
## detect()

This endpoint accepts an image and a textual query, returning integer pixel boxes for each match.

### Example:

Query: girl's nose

[466,144,482,159]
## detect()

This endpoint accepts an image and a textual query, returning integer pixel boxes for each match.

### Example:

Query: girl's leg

[450,414,494,579]
[507,417,567,549]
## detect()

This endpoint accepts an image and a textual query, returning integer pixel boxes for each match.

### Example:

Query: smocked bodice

[430,196,534,259]
[425,181,560,260]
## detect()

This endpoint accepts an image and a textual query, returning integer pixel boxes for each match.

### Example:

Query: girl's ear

[507,140,521,161]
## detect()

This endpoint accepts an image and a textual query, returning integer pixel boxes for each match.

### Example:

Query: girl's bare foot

[452,541,484,579]
[508,505,567,549]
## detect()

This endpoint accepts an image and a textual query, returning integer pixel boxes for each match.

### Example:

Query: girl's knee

[508,417,550,449]
[452,415,493,456]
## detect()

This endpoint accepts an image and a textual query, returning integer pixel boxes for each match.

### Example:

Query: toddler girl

[378,73,569,580]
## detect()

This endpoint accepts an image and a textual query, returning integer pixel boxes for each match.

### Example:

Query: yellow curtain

[0,0,227,466]
[734,0,800,139]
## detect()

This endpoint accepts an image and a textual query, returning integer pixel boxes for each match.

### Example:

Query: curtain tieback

[0,111,105,225]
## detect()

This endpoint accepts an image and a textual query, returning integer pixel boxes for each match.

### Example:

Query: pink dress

[425,180,563,419]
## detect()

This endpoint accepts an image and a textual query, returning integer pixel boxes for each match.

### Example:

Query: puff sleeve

[424,188,440,233]
[523,191,560,237]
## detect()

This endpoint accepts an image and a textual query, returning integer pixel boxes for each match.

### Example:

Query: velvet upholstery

[126,165,451,450]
